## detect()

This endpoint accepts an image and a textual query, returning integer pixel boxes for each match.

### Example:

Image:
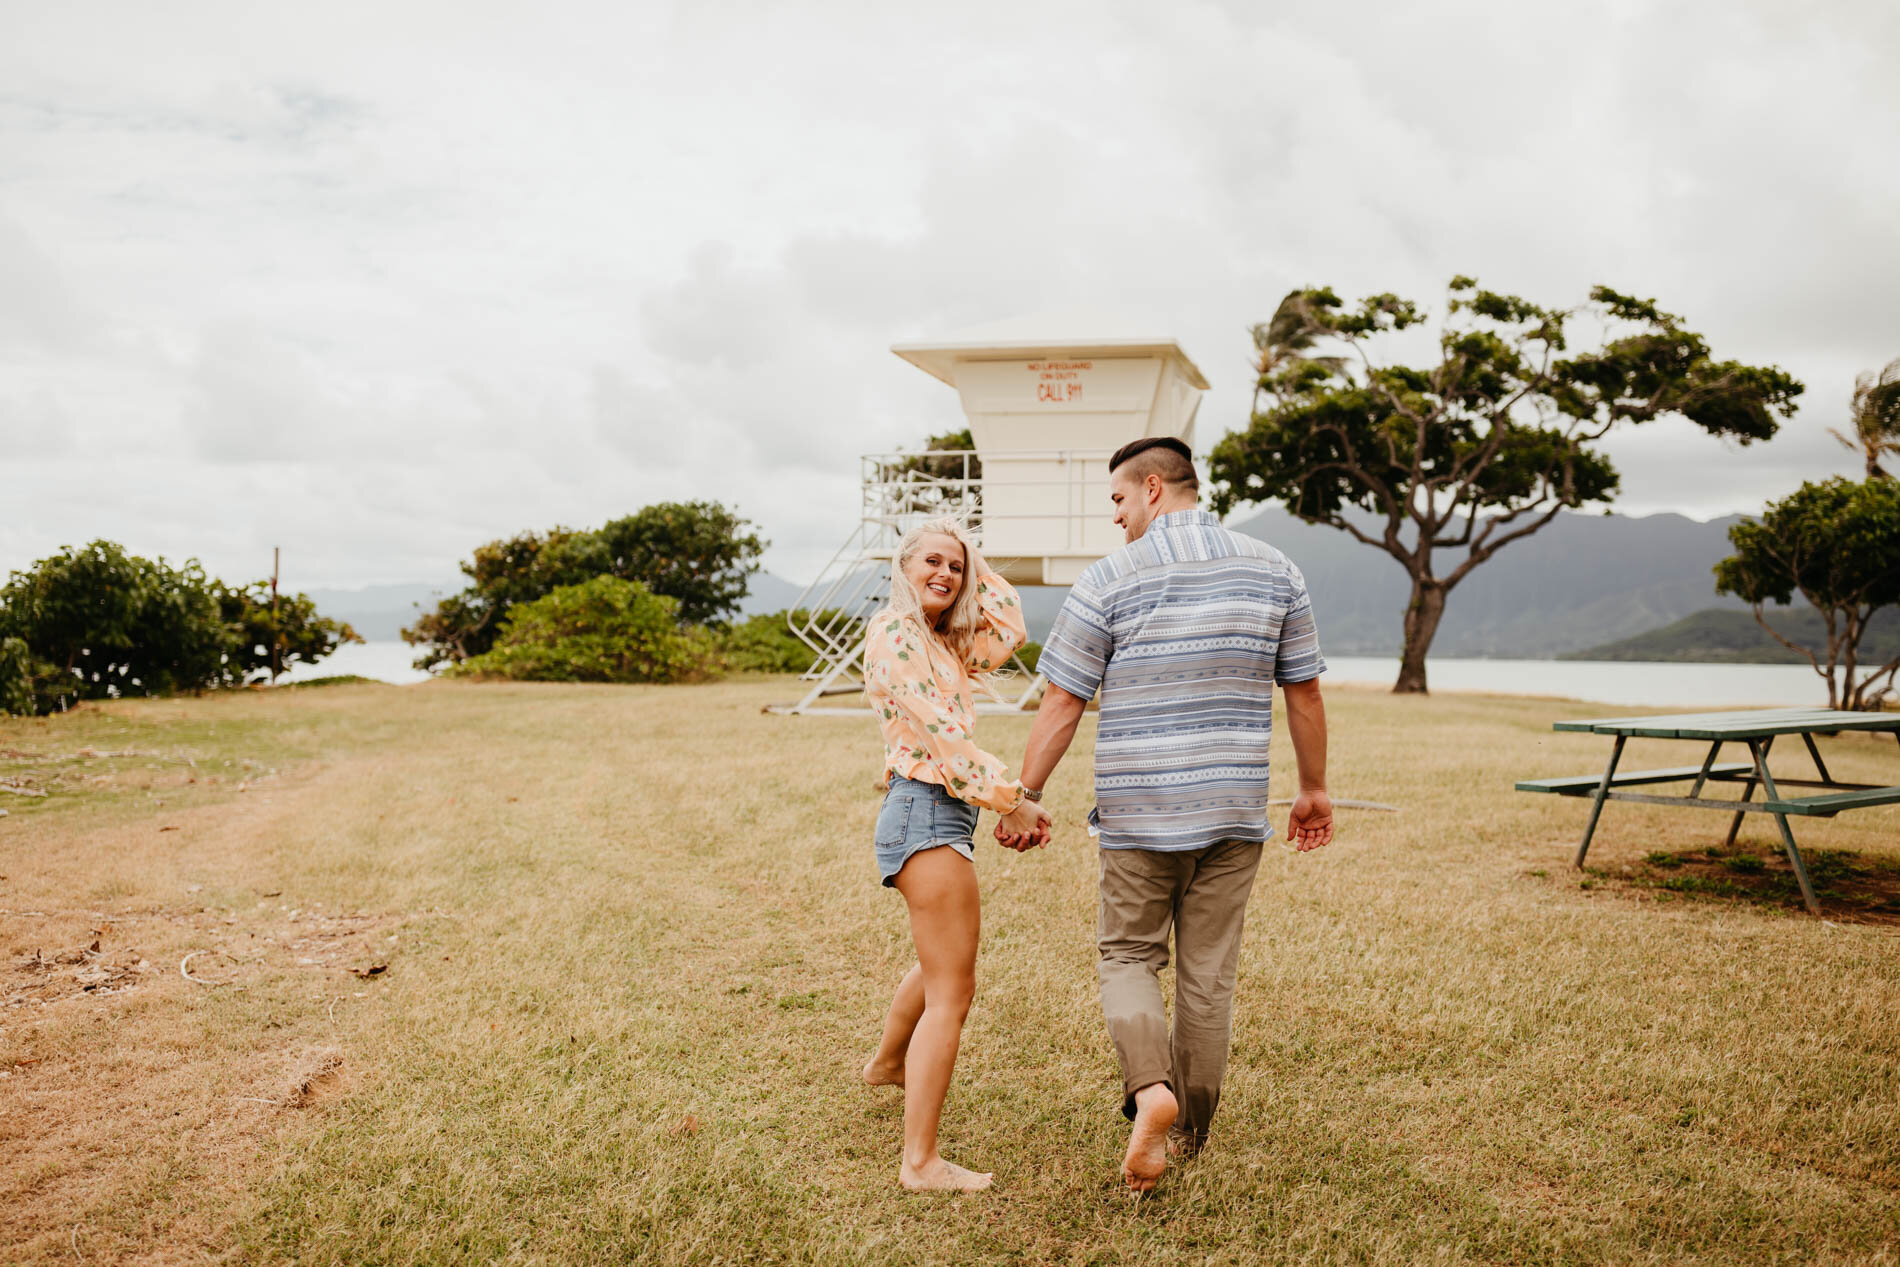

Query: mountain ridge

[308,508,1771,659]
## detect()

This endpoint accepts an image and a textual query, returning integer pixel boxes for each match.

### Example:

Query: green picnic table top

[1551,708,1900,741]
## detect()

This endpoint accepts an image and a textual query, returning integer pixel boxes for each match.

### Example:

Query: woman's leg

[890,845,988,1191]
[864,962,924,1086]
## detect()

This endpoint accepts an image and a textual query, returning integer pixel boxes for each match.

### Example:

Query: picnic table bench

[1516,708,1900,915]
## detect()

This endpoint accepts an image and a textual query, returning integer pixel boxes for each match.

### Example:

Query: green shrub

[713,610,863,674]
[716,612,816,673]
[0,637,45,716]
[405,501,765,669]
[447,576,716,684]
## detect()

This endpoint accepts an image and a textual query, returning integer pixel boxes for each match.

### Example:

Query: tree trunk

[1821,606,1842,710]
[1394,576,1448,694]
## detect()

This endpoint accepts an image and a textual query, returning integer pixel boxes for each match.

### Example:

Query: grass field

[3,678,1898,1264]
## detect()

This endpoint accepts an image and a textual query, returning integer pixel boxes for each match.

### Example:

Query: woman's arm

[965,573,1027,673]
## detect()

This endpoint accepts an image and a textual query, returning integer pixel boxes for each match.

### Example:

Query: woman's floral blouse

[865,573,1028,813]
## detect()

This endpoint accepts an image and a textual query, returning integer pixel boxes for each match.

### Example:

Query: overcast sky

[4,0,1896,594]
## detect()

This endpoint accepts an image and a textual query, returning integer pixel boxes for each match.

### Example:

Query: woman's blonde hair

[877,516,993,669]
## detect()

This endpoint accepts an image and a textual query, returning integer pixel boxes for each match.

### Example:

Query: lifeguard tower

[776,324,1208,715]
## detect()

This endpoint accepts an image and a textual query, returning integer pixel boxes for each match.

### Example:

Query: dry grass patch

[1,679,1897,1264]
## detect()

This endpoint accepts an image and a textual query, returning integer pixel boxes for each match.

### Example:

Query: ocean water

[1320,656,1832,710]
[278,640,434,686]
[297,642,1838,710]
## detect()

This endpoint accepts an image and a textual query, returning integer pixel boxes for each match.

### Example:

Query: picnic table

[1516,708,1900,915]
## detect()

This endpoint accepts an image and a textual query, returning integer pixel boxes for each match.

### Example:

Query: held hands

[994,798,1051,852]
[1287,789,1334,852]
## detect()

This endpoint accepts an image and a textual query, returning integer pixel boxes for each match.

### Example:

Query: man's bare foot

[861,1057,905,1087]
[900,1157,993,1192]
[1123,1084,1177,1193]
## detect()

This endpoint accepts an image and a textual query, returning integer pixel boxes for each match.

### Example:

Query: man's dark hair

[1108,436,1199,492]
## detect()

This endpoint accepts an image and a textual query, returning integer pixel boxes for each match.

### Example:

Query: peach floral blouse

[864,573,1028,814]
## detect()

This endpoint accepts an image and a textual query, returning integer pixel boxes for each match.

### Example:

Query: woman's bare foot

[862,1057,905,1088]
[900,1157,993,1192]
[1123,1083,1177,1193]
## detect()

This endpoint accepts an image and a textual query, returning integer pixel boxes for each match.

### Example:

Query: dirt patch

[3,904,402,1020]
[7,935,158,1010]
[281,1046,346,1107]
[0,894,399,1257]
[1586,843,1900,924]
[0,745,282,819]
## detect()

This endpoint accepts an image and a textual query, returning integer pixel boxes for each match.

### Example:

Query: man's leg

[1096,846,1186,1191]
[1169,838,1264,1150]
[1096,847,1184,1116]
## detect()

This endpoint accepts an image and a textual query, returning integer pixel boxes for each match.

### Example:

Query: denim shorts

[874,774,979,887]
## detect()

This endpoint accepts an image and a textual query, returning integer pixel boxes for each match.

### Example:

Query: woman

[859,516,1051,1192]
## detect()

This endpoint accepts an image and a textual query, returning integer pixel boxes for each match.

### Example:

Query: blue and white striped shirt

[1038,509,1326,851]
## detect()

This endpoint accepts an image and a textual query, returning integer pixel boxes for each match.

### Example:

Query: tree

[1208,279,1804,693]
[403,502,766,670]
[1714,477,1900,709]
[1830,356,1900,479]
[1251,291,1347,402]
[901,427,981,483]
[213,582,362,686]
[446,576,717,684]
[591,502,766,626]
[874,428,982,519]
[0,541,228,709]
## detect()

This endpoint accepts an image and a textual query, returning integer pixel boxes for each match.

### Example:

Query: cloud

[2,0,1896,591]
[0,211,95,353]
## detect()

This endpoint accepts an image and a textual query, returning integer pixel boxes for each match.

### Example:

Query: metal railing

[854,448,1115,553]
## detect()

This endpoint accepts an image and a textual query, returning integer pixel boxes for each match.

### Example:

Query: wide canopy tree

[1208,279,1804,692]
[1715,476,1900,710]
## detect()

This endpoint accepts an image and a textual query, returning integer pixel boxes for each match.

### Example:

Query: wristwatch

[1020,785,1044,802]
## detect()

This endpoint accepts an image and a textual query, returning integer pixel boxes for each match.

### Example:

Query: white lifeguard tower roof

[892,313,1209,390]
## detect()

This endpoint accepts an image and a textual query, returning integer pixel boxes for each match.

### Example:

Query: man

[1002,435,1332,1193]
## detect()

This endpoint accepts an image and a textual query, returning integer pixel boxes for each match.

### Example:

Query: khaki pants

[1097,838,1263,1147]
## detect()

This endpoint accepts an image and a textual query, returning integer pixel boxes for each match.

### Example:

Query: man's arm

[1020,683,1089,792]
[1280,678,1333,851]
[994,684,1089,849]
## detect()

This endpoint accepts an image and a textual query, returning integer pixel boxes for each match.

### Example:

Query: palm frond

[1842,356,1900,478]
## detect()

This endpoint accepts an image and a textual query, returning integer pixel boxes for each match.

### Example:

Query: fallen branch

[179,950,237,986]
[0,783,47,798]
[1267,797,1401,812]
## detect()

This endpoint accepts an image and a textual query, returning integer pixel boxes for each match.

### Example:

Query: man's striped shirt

[1038,509,1326,851]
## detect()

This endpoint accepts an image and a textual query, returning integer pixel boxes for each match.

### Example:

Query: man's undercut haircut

[1109,436,1200,493]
